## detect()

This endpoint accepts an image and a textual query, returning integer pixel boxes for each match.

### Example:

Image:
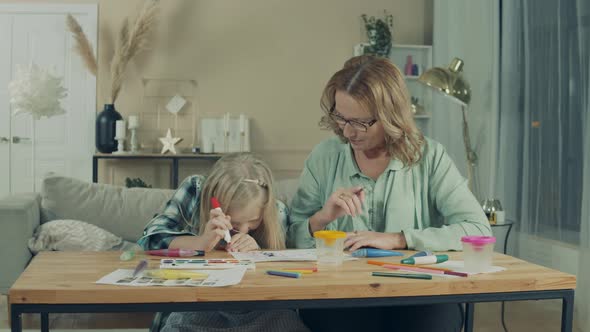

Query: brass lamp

[418,58,478,192]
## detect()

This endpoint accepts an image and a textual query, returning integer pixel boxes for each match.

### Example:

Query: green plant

[125,177,152,188]
[361,12,394,57]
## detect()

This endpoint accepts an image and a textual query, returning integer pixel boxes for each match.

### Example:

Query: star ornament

[159,129,182,154]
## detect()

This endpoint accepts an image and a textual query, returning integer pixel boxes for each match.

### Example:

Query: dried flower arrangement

[66,0,159,104]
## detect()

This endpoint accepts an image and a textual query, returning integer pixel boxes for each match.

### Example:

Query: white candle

[239,114,246,133]
[128,115,139,129]
[115,120,126,139]
[223,113,230,135]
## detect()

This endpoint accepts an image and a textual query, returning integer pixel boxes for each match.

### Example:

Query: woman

[139,153,309,332]
[287,55,491,332]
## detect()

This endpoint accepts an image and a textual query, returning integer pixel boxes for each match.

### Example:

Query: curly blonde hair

[319,55,425,166]
[197,153,285,250]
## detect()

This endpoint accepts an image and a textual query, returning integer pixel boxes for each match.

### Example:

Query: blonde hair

[197,153,285,250]
[319,55,425,166]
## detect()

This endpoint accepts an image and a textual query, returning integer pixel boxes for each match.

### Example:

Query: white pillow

[28,219,125,254]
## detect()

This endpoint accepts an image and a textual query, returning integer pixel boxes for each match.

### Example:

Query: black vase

[96,104,122,153]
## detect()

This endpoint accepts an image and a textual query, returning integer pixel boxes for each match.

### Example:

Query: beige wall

[4,0,433,188]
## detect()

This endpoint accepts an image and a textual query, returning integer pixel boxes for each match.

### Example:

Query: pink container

[461,236,496,273]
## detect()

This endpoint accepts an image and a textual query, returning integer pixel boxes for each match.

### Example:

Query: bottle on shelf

[405,55,414,76]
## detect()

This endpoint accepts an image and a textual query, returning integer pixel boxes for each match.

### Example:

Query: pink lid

[461,236,496,245]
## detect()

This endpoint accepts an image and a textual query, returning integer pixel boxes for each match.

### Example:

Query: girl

[139,153,285,253]
[139,153,309,332]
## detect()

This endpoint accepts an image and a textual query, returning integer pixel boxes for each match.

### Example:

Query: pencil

[367,260,452,272]
[382,264,444,275]
[281,269,314,274]
[444,270,469,277]
[371,272,432,280]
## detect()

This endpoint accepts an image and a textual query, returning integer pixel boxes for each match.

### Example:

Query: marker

[145,249,205,257]
[266,270,301,278]
[211,197,232,244]
[409,250,433,258]
[351,248,404,258]
[401,254,449,265]
[146,269,209,280]
[371,271,432,280]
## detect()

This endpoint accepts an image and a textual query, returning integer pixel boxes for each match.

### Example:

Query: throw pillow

[28,219,130,254]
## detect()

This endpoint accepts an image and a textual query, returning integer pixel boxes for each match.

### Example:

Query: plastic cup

[313,230,346,267]
[461,236,496,273]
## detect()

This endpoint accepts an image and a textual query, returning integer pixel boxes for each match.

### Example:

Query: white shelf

[350,43,433,134]
[390,44,433,135]
[405,75,421,80]
[413,113,432,119]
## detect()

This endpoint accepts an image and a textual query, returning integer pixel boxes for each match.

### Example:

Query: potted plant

[360,12,394,58]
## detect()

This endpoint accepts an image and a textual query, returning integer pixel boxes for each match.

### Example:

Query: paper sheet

[230,249,317,262]
[96,267,247,287]
[230,249,356,262]
[435,260,507,275]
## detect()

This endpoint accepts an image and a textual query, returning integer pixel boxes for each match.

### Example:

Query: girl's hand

[200,208,232,251]
[344,231,407,252]
[227,233,260,252]
[319,186,365,222]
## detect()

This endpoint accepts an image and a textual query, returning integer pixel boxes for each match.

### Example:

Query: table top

[9,251,576,305]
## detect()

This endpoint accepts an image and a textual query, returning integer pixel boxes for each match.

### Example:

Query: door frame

[0,3,97,191]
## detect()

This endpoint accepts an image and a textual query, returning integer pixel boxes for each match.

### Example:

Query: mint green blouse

[286,137,492,251]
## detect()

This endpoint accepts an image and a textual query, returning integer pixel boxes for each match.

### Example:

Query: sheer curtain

[498,0,590,328]
[576,0,590,329]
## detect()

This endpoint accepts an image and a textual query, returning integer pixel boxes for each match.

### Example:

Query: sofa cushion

[41,175,174,242]
[28,219,124,253]
[274,178,299,208]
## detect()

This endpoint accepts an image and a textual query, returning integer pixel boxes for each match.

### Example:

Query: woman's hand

[312,187,365,232]
[226,233,260,252]
[344,231,407,252]
[199,208,233,251]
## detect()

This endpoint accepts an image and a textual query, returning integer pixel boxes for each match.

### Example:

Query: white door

[0,4,97,196]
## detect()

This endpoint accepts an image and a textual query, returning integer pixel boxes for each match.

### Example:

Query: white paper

[230,249,356,262]
[96,267,247,287]
[435,260,507,275]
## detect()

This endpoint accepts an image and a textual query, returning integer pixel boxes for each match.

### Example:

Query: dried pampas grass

[66,14,98,76]
[110,0,159,104]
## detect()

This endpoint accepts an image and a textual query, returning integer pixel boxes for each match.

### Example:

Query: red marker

[211,197,232,243]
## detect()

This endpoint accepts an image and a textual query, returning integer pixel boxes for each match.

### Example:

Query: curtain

[576,0,590,329]
[499,0,589,328]
[431,0,499,202]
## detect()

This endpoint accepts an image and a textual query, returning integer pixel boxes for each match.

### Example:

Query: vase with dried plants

[66,0,159,153]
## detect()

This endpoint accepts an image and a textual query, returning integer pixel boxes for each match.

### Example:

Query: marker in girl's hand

[211,197,232,244]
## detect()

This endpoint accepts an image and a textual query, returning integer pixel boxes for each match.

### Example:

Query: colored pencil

[281,269,314,274]
[444,270,469,277]
[371,271,432,280]
[367,260,452,272]
[287,267,318,272]
[383,264,444,275]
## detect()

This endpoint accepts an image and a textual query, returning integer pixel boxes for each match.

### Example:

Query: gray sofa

[0,175,299,294]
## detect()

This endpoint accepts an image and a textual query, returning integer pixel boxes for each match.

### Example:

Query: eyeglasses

[329,106,378,132]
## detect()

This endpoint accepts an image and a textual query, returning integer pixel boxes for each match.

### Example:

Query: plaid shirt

[137,175,289,250]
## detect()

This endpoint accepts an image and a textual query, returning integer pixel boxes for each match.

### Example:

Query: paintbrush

[132,259,148,277]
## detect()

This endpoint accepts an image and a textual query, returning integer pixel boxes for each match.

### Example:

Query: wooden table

[9,251,576,332]
[92,153,223,188]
